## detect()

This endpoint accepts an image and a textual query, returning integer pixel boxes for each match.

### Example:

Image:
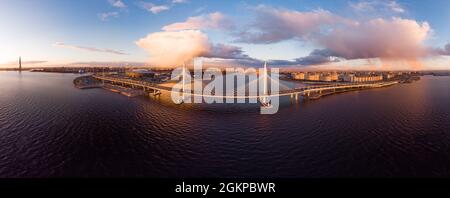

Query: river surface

[0,71,450,177]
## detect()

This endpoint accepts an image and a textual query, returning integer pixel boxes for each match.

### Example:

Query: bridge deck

[93,75,398,99]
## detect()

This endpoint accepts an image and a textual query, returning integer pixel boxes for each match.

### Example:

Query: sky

[0,0,449,70]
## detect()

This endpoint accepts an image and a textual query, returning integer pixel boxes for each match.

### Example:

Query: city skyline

[1,0,449,70]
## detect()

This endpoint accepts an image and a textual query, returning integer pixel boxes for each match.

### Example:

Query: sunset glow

[0,0,449,69]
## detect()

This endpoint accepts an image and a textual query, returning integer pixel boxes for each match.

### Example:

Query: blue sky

[0,0,449,69]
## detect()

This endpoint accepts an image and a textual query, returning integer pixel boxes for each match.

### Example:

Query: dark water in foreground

[0,71,450,177]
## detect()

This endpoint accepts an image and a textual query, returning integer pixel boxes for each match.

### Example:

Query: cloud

[172,0,187,4]
[194,6,207,13]
[0,60,49,68]
[149,5,170,14]
[234,5,346,43]
[109,0,126,8]
[208,43,251,60]
[69,61,148,67]
[387,1,405,13]
[238,49,343,67]
[350,1,373,11]
[136,30,251,66]
[319,17,430,60]
[432,43,450,56]
[6,60,48,65]
[162,12,231,31]
[294,49,342,65]
[53,42,129,55]
[137,12,251,67]
[135,4,440,69]
[98,11,119,21]
[22,60,48,64]
[350,1,405,13]
[136,30,210,66]
[281,18,430,66]
[98,0,126,21]
[140,2,170,14]
[442,43,450,55]
[139,0,188,15]
[234,5,431,67]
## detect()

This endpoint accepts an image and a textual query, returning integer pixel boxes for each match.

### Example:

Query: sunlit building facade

[291,72,305,80]
[305,73,320,81]
[343,74,383,82]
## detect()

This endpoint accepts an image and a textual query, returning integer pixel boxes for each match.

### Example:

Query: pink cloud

[136,30,251,67]
[137,5,441,70]
[235,5,348,43]
[320,17,430,60]
[350,1,405,13]
[136,30,211,66]
[237,5,432,68]
[162,12,230,31]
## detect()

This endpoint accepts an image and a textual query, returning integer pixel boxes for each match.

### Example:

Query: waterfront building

[320,74,332,82]
[291,72,305,80]
[305,73,320,81]
[126,69,155,78]
[292,72,339,82]
[343,74,383,82]
[319,72,339,82]
[330,72,338,81]
[343,74,355,82]
[383,73,395,80]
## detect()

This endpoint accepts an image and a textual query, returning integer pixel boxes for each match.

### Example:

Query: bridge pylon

[174,63,188,104]
[259,62,271,108]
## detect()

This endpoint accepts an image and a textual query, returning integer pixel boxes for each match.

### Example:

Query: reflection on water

[0,71,450,177]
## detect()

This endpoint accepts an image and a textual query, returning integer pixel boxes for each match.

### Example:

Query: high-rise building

[19,57,22,72]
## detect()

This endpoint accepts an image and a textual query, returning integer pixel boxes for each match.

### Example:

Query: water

[0,71,450,177]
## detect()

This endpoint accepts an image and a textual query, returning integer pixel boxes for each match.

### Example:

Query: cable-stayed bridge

[92,72,398,103]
